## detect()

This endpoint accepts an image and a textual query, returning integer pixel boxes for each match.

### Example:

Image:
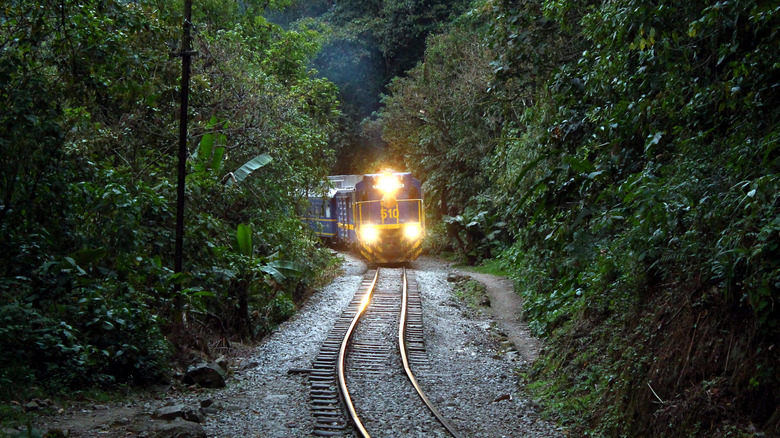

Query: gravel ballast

[32,253,564,437]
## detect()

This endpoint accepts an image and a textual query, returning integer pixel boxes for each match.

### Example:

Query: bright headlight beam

[404,224,421,240]
[361,226,379,243]
[374,173,404,194]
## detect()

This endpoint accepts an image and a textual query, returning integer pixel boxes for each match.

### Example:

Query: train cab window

[325,205,331,218]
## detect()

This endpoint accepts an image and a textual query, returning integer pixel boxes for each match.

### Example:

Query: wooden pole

[174,0,194,300]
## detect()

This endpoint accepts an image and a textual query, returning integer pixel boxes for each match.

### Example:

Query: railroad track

[308,267,463,437]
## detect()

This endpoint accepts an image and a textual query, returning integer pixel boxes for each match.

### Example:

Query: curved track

[329,267,462,438]
[398,269,463,438]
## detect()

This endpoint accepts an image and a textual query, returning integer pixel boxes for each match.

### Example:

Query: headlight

[403,224,421,240]
[375,172,403,194]
[361,225,379,243]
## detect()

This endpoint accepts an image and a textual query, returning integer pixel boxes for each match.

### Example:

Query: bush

[0,276,169,393]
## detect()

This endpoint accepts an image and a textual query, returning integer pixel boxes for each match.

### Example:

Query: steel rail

[337,269,379,438]
[399,267,465,438]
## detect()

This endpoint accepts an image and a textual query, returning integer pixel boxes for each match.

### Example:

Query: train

[304,172,425,264]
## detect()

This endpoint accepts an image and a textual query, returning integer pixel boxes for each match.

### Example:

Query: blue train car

[303,190,338,242]
[306,172,424,264]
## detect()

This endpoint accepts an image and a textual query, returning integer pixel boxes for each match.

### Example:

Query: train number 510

[381,208,399,222]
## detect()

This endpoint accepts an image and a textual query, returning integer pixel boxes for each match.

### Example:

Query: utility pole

[173,0,195,306]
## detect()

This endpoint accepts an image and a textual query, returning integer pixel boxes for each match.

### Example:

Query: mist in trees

[269,0,473,173]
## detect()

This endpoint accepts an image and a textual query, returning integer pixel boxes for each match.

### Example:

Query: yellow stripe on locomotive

[354,172,424,264]
[305,172,424,264]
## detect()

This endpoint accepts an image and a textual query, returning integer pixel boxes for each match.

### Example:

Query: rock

[183,409,205,424]
[215,355,229,372]
[494,394,512,402]
[446,272,467,282]
[182,362,226,388]
[199,398,214,408]
[146,418,206,438]
[24,401,40,412]
[153,404,204,423]
[154,404,189,421]
[199,406,218,416]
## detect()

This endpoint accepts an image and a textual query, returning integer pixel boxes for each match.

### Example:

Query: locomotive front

[354,172,424,264]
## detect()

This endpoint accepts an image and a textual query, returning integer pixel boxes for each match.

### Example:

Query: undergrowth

[451,277,491,314]
[521,277,778,437]
[453,258,509,277]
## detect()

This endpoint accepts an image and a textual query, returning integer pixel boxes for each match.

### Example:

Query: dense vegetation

[2,0,778,436]
[381,0,779,435]
[0,0,340,400]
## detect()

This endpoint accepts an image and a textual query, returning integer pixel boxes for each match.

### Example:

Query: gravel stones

[142,417,207,438]
[31,253,564,437]
[410,257,564,437]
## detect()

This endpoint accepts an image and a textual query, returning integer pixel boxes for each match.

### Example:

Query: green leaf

[587,170,605,180]
[236,223,253,257]
[563,156,594,173]
[195,133,215,172]
[266,260,306,279]
[185,290,216,298]
[199,133,215,159]
[226,154,273,187]
[63,257,89,276]
[513,153,556,188]
[169,272,186,284]
[261,265,286,283]
[72,247,107,266]
[212,146,225,173]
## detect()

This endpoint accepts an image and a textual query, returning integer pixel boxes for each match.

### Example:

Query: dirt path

[450,268,542,365]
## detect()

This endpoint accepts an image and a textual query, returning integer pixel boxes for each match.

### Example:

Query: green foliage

[381,0,779,434]
[316,0,472,113]
[284,0,473,174]
[0,268,170,392]
[443,207,508,265]
[226,154,274,187]
[386,22,498,209]
[236,224,253,257]
[0,0,341,400]
[484,0,779,435]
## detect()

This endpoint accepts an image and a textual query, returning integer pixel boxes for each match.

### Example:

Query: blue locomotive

[305,172,425,264]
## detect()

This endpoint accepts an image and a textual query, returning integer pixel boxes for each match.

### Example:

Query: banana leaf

[226,154,273,187]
